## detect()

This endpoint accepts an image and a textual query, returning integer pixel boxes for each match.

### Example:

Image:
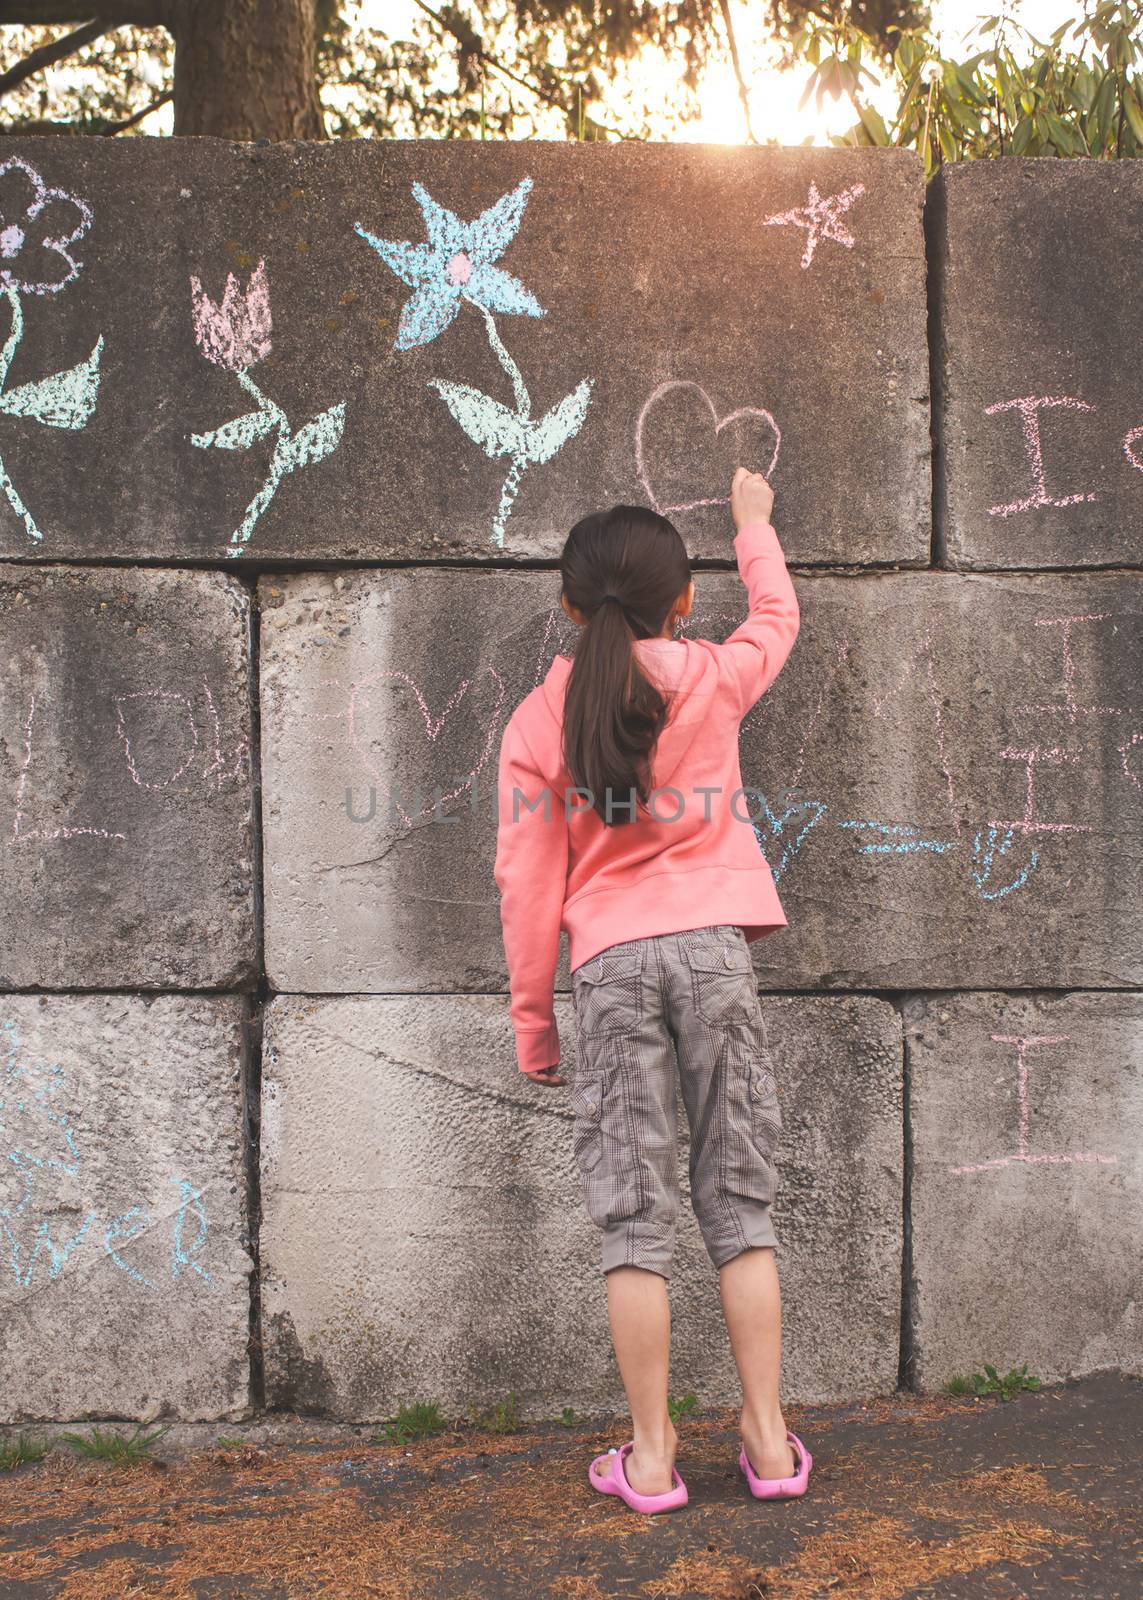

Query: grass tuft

[0,1433,49,1471]
[945,1364,1042,1401]
[372,1399,448,1446]
[58,1423,171,1462]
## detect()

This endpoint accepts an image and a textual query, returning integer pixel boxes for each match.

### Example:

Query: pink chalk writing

[348,667,506,827]
[1120,729,1143,791]
[114,678,247,792]
[115,691,200,789]
[989,745,1095,835]
[1014,613,1134,720]
[984,395,1100,518]
[11,694,125,845]
[1123,423,1143,475]
[949,1032,1118,1175]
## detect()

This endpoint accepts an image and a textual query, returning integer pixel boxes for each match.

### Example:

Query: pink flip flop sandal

[589,1440,689,1513]
[739,1430,812,1499]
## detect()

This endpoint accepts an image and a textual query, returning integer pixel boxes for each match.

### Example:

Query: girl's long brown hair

[560,504,691,826]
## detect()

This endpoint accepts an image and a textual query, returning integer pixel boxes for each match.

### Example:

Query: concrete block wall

[0,138,1139,1423]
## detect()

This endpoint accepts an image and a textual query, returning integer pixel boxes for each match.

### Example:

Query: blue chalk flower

[354,176,545,350]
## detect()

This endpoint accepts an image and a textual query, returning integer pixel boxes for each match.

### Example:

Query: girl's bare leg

[719,1245,797,1477]
[591,1265,678,1494]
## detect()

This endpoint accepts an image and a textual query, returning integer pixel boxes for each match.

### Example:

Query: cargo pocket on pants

[682,929,759,1029]
[723,1031,782,1204]
[572,941,646,1040]
[569,1050,639,1230]
[569,1069,605,1176]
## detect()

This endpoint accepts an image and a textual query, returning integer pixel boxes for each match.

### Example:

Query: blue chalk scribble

[1,1017,216,1291]
[837,820,961,855]
[170,1176,212,1284]
[0,1019,96,1287]
[971,824,1039,899]
[749,791,828,884]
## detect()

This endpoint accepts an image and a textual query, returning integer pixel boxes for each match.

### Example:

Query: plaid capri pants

[568,923,783,1280]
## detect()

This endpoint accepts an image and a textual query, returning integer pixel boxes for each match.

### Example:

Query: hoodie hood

[534,639,721,792]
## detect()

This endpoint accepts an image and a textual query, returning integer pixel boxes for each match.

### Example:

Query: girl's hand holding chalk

[730,466,774,531]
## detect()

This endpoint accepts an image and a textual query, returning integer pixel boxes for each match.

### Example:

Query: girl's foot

[591,1426,678,1495]
[740,1415,796,1481]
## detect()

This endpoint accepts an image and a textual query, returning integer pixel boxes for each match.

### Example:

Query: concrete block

[930,160,1143,568]
[260,564,1142,995]
[745,567,1143,990]
[0,992,253,1421]
[0,137,928,564]
[905,990,1142,1388]
[258,565,578,994]
[0,563,256,989]
[259,992,901,1418]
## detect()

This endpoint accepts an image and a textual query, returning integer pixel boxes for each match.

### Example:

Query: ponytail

[559,506,691,827]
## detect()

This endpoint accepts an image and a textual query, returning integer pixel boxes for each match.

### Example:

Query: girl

[493,467,808,1514]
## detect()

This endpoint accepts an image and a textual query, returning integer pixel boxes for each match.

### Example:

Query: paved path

[1,1373,1138,1598]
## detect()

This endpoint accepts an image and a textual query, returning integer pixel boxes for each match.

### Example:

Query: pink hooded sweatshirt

[493,519,800,1075]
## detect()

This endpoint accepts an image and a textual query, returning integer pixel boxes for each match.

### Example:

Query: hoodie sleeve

[716,520,801,719]
[493,713,568,1074]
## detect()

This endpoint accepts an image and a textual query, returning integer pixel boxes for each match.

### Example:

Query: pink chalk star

[764,180,867,269]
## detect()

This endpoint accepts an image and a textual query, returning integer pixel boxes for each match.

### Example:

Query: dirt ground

[1,1372,1139,1600]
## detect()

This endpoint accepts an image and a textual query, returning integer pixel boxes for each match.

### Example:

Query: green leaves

[524,378,593,466]
[0,336,103,430]
[429,375,592,468]
[191,399,346,476]
[817,4,1143,176]
[191,409,276,451]
[428,379,527,460]
[276,401,346,473]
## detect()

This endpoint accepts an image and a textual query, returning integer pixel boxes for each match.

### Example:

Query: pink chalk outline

[11,694,125,845]
[949,1033,1118,1175]
[1014,613,1135,721]
[635,380,780,516]
[348,666,506,827]
[763,181,867,270]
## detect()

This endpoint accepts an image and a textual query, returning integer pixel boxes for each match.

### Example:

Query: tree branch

[407,0,623,135]
[0,20,115,99]
[100,84,172,132]
[717,0,757,142]
[0,3,165,21]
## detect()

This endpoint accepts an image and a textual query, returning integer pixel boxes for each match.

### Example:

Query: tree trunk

[169,0,324,139]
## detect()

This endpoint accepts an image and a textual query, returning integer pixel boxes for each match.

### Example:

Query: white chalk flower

[921,59,943,85]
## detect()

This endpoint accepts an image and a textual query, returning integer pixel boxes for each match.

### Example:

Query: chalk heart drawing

[636,380,781,517]
[355,175,593,547]
[0,156,103,545]
[348,666,506,829]
[189,257,345,557]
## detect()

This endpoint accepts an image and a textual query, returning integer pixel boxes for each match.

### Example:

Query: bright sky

[361,0,1085,143]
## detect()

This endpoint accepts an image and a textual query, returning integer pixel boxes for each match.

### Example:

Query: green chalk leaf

[429,379,527,461]
[0,335,104,430]
[191,409,277,451]
[524,378,593,466]
[277,400,346,473]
